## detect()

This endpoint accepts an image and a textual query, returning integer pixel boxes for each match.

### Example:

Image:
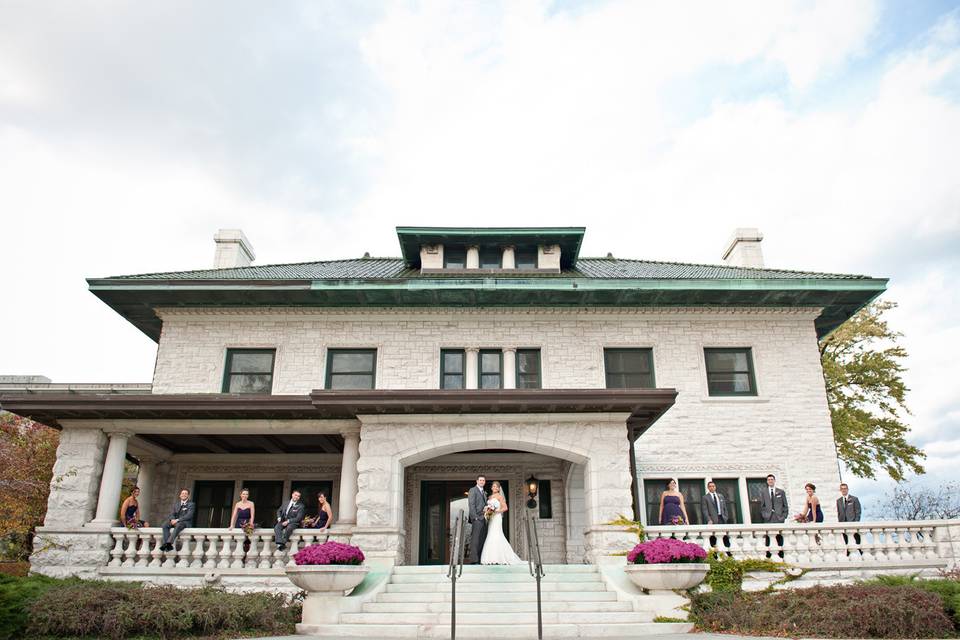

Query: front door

[418,480,511,565]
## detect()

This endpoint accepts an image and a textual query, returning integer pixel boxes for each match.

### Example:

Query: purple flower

[293,541,365,566]
[627,538,707,564]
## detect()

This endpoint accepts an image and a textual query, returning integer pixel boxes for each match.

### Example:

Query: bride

[480,481,524,565]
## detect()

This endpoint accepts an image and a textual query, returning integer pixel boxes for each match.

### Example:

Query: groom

[467,474,488,563]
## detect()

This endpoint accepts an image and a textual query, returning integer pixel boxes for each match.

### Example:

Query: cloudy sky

[1,1,958,512]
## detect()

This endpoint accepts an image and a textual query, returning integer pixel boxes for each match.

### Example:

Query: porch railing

[104,527,352,571]
[644,520,960,568]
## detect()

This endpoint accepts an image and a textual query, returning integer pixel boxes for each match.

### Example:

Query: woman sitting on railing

[799,483,824,523]
[119,487,148,528]
[228,488,256,531]
[306,492,334,531]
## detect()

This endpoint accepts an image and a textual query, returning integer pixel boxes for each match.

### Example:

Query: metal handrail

[447,510,467,640]
[523,508,545,640]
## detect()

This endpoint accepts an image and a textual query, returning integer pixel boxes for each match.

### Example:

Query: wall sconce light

[526,474,539,509]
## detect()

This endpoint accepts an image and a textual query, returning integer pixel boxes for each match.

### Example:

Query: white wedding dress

[480,508,524,565]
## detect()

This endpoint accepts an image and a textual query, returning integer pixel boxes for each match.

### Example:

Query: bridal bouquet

[241,521,256,536]
[484,498,500,521]
[793,513,809,523]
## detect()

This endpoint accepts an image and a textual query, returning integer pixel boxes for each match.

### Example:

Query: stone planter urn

[285,564,369,626]
[624,562,709,593]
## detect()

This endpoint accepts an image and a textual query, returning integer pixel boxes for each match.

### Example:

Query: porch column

[466,245,480,269]
[502,245,516,269]
[135,456,158,522]
[502,347,517,389]
[338,428,360,524]
[465,347,479,389]
[91,431,130,526]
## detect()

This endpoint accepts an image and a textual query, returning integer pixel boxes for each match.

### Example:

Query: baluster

[149,530,164,568]
[258,532,274,569]
[780,528,797,564]
[824,528,841,564]
[134,530,152,567]
[286,533,302,567]
[176,534,194,568]
[725,529,741,560]
[108,531,124,567]
[218,533,234,569]
[121,531,138,567]
[201,533,216,568]
[231,532,246,569]
[924,525,939,560]
[188,533,204,568]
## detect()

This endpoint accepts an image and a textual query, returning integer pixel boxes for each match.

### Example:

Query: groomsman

[275,490,305,551]
[160,488,195,551]
[759,474,788,558]
[701,481,731,553]
[837,483,863,554]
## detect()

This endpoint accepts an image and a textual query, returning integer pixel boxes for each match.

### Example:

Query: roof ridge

[104,256,405,279]
[579,256,870,279]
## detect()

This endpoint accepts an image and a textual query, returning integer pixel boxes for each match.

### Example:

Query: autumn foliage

[0,412,59,560]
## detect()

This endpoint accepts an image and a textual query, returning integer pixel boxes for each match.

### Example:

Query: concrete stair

[300,564,694,638]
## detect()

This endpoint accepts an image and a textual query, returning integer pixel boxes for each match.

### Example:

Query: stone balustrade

[644,520,960,569]
[102,527,353,573]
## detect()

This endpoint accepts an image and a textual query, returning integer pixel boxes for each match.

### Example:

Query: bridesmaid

[119,487,148,528]
[658,479,690,525]
[229,488,256,530]
[311,492,334,531]
[802,483,824,522]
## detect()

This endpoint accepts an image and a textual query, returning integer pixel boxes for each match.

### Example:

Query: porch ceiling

[0,388,676,431]
[137,433,345,454]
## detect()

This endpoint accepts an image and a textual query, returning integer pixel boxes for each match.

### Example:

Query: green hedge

[0,575,301,640]
[691,583,956,638]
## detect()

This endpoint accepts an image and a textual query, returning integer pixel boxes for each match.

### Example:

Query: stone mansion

[3,225,905,580]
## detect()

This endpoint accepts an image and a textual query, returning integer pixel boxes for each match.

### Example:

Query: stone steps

[363,600,635,613]
[375,590,620,603]
[300,622,693,638]
[341,611,654,625]
[393,564,595,574]
[391,572,600,583]
[385,580,608,593]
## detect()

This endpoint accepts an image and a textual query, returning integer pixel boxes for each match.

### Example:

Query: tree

[0,411,59,560]
[880,481,960,520]
[819,300,925,482]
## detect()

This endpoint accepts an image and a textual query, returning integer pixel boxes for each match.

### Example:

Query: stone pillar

[502,245,516,269]
[135,457,157,522]
[91,431,130,526]
[465,348,479,389]
[466,245,480,269]
[502,347,517,389]
[338,428,360,524]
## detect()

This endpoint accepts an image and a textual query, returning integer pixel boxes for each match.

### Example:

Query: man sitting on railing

[159,488,195,552]
[274,489,305,552]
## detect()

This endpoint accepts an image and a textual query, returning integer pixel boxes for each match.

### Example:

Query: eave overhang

[86,276,888,343]
[0,388,677,432]
[396,226,586,269]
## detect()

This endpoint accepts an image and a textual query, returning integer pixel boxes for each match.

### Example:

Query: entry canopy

[0,388,676,432]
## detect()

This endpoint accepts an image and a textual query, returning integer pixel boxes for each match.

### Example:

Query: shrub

[704,550,789,592]
[24,580,300,639]
[293,541,365,566]
[0,574,64,640]
[691,584,954,638]
[627,538,706,564]
[864,575,960,629]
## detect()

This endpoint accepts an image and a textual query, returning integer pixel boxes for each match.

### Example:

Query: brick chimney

[721,228,764,268]
[213,229,256,269]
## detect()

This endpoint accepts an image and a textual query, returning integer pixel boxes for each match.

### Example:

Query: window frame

[479,246,502,269]
[325,348,378,390]
[514,246,538,269]
[443,245,467,269]
[603,347,656,389]
[440,349,466,389]
[704,347,757,396]
[221,348,276,394]
[478,349,503,389]
[515,348,542,389]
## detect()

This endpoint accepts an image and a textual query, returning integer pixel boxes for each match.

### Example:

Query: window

[746,477,769,524]
[515,246,537,269]
[479,246,501,269]
[326,349,377,389]
[291,480,334,520]
[711,478,743,524]
[243,480,284,521]
[604,348,655,388]
[704,348,756,396]
[444,245,466,269]
[538,479,553,519]
[642,478,705,525]
[479,349,503,389]
[516,349,542,389]
[440,349,465,389]
[222,349,275,393]
[193,480,234,528]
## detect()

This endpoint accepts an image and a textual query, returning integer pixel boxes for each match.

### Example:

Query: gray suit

[837,495,861,522]
[700,492,728,524]
[274,499,306,548]
[161,500,195,547]
[759,486,789,523]
[467,485,488,563]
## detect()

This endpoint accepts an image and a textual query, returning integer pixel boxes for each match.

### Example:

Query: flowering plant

[241,521,255,536]
[293,541,364,566]
[670,515,685,525]
[627,537,707,564]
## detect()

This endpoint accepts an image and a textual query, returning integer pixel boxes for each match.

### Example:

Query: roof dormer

[396,227,585,274]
